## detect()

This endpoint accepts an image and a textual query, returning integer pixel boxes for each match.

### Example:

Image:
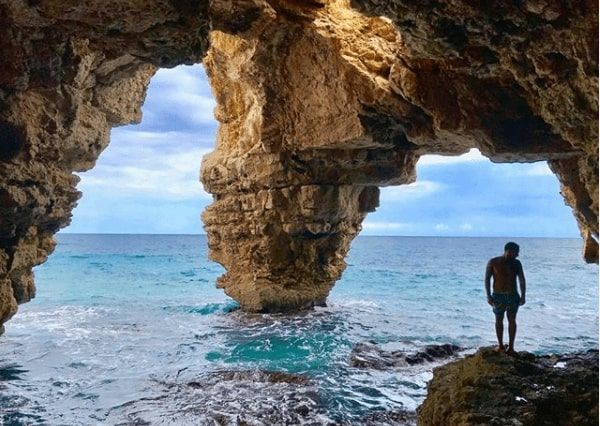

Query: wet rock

[204,369,312,385]
[350,342,463,369]
[352,410,417,426]
[418,347,599,426]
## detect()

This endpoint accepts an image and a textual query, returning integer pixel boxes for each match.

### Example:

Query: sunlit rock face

[0,0,597,326]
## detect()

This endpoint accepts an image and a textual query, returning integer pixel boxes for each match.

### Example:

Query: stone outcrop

[418,347,599,425]
[0,1,597,328]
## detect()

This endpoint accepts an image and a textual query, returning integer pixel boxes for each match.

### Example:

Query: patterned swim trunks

[491,293,520,316]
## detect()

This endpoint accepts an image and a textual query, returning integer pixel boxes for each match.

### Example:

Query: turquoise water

[0,235,597,424]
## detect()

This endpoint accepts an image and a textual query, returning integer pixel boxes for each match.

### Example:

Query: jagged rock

[0,0,597,328]
[353,410,417,426]
[197,369,312,386]
[417,347,599,426]
[350,342,463,369]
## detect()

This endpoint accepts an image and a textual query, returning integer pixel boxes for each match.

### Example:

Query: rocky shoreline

[191,345,598,425]
[418,347,599,426]
[349,344,599,425]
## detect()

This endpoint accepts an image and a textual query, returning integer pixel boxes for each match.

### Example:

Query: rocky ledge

[418,347,599,426]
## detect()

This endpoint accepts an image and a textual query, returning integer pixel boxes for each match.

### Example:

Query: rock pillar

[203,185,380,311]
[201,4,421,311]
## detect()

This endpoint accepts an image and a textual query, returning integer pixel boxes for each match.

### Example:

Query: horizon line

[57,232,581,239]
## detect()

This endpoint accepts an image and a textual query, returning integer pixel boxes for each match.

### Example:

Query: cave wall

[0,0,597,330]
[0,0,209,334]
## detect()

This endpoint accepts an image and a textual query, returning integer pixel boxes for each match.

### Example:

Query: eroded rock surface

[0,0,597,328]
[418,347,599,426]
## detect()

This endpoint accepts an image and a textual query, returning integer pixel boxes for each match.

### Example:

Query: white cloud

[78,142,213,201]
[159,92,216,125]
[145,65,217,125]
[79,129,211,200]
[524,162,553,176]
[108,130,216,161]
[150,65,212,96]
[418,148,488,166]
[435,223,450,231]
[362,221,410,230]
[380,180,443,202]
[459,223,473,231]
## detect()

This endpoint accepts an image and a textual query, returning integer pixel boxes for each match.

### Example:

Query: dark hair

[504,242,519,252]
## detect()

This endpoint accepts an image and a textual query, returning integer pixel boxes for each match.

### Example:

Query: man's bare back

[486,256,522,294]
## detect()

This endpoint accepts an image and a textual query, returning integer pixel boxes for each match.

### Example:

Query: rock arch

[0,0,597,330]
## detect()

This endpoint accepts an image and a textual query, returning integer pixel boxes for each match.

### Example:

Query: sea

[0,234,597,425]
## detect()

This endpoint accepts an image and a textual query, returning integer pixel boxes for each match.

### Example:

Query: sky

[66,65,580,238]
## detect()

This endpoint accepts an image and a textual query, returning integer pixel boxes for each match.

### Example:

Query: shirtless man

[484,242,526,354]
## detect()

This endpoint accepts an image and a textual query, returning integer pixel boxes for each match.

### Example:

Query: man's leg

[507,311,517,353]
[495,313,505,351]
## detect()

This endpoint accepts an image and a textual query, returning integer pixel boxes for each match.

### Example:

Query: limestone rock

[0,0,597,328]
[417,347,599,426]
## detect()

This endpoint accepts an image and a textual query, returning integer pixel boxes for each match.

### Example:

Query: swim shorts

[491,293,520,316]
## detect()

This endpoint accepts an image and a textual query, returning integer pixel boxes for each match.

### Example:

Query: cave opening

[60,63,584,313]
[362,149,581,239]
[66,64,215,235]
[0,2,597,422]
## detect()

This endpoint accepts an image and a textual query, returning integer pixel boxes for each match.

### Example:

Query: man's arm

[517,260,526,305]
[484,260,493,305]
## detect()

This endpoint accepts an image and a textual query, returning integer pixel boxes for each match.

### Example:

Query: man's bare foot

[506,347,517,356]
[496,345,506,353]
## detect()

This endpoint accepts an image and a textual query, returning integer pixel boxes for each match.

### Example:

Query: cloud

[435,223,450,231]
[77,147,213,201]
[380,180,443,202]
[107,129,216,160]
[418,148,488,166]
[79,129,215,202]
[524,162,554,176]
[362,221,410,230]
[459,223,473,231]
[150,65,213,96]
[143,92,216,126]
[139,64,217,132]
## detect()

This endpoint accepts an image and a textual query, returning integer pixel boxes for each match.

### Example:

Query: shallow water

[0,235,597,424]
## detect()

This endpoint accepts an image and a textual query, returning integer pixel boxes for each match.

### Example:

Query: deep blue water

[0,235,597,424]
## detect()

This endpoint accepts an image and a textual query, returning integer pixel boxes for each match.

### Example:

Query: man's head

[504,242,520,259]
